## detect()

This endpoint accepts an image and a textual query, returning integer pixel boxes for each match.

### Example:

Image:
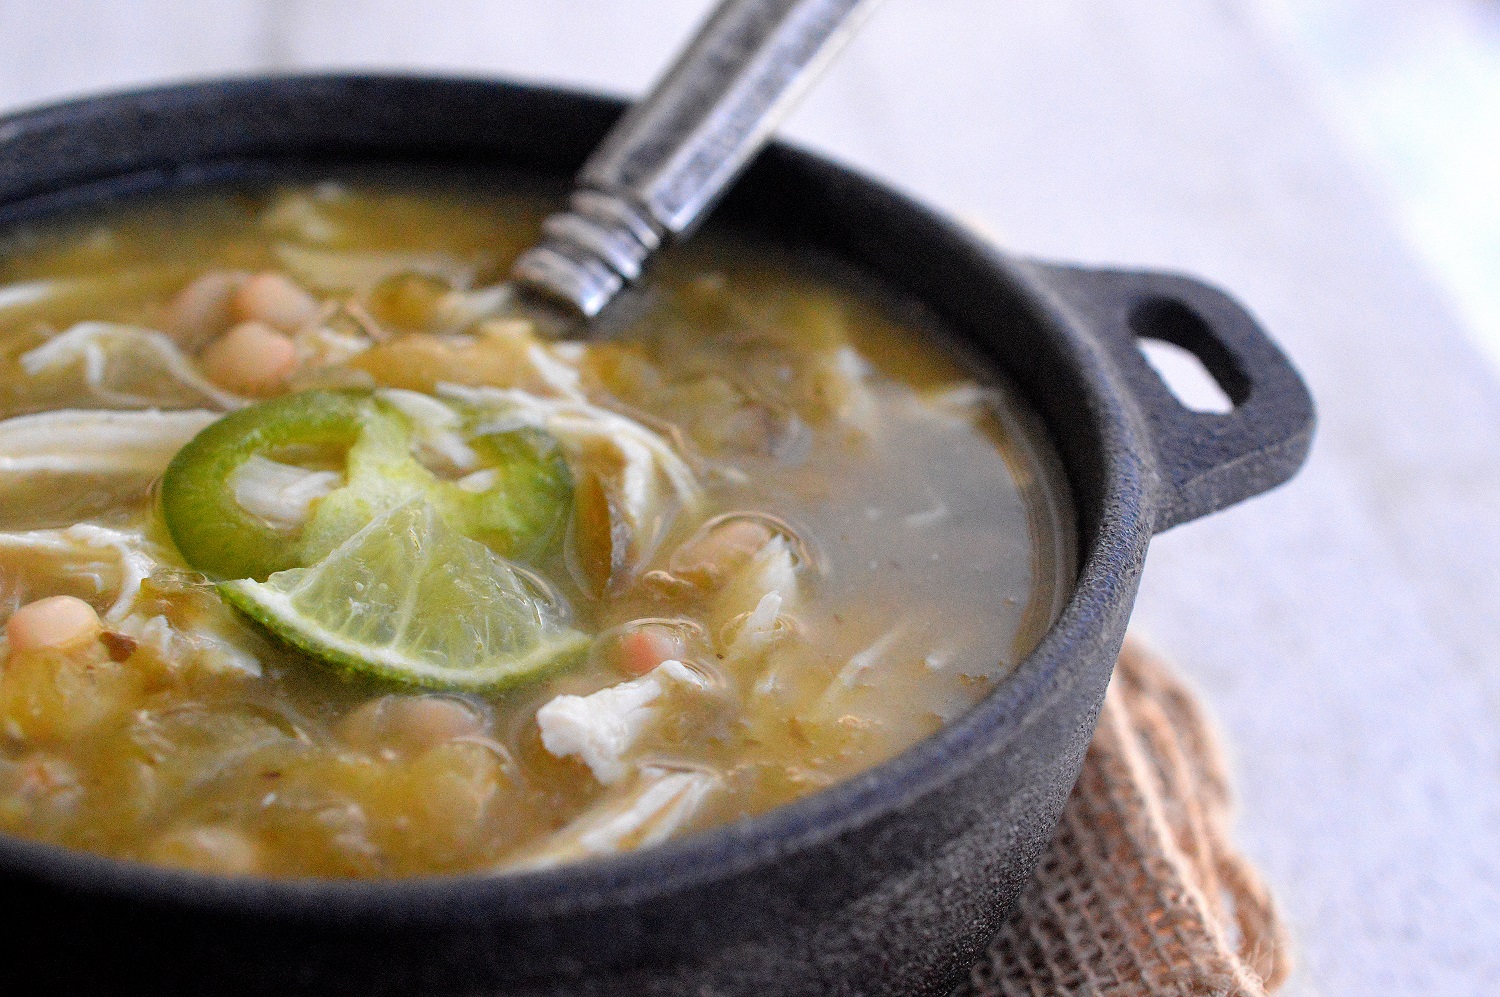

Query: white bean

[5,596,101,654]
[231,272,320,332]
[339,694,486,757]
[199,321,300,396]
[163,271,247,349]
[670,518,774,586]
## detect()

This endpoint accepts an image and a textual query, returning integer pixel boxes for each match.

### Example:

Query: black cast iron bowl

[0,75,1313,996]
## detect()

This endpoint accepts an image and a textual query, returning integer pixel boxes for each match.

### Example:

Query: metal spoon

[509,0,882,323]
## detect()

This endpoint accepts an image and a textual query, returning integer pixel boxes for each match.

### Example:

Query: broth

[0,177,1074,877]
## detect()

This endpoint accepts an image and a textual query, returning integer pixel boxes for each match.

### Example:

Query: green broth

[0,177,1074,877]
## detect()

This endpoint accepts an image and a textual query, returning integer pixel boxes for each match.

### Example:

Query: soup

[0,178,1073,878]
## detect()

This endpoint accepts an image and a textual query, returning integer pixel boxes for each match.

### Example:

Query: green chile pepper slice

[161,390,572,581]
[161,391,372,581]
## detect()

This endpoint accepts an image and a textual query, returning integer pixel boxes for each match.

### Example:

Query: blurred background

[1248,0,1500,366]
[0,1,1495,995]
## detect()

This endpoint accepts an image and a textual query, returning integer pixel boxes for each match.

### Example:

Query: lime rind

[219,499,588,692]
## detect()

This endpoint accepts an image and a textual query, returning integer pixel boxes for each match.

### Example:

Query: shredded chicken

[0,280,69,314]
[536,660,710,784]
[897,383,998,429]
[294,324,372,371]
[375,388,480,474]
[0,525,262,677]
[464,316,590,396]
[817,626,905,709]
[442,383,702,528]
[228,456,342,530]
[517,339,586,398]
[0,408,218,478]
[713,536,800,663]
[19,322,245,410]
[815,345,881,434]
[274,243,475,295]
[0,524,161,622]
[114,612,262,679]
[505,765,721,870]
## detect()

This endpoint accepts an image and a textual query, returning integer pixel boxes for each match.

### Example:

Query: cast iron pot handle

[1034,264,1315,533]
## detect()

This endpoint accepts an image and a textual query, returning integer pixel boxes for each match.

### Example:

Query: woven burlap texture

[960,639,1292,997]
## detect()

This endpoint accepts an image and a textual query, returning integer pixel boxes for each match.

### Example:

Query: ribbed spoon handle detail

[511,0,880,318]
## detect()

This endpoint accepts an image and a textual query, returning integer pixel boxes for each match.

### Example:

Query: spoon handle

[512,0,880,318]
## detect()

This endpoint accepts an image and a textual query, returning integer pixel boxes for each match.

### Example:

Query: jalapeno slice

[161,391,372,581]
[160,389,572,581]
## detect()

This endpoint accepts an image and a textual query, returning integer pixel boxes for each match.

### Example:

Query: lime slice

[220,500,588,691]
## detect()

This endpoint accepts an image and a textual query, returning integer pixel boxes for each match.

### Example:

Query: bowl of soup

[0,76,1312,995]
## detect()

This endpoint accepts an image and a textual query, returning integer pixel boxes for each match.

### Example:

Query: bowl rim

[0,73,1155,923]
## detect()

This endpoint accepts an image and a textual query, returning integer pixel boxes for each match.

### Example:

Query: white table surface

[0,2,1495,995]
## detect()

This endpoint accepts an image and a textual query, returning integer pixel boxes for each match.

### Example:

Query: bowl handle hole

[1128,298,1247,414]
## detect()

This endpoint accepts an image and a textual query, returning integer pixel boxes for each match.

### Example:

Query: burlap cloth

[957,638,1292,997]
